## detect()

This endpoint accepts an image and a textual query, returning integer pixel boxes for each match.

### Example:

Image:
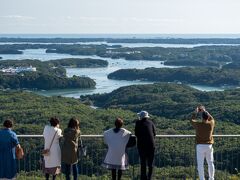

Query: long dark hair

[68,117,80,129]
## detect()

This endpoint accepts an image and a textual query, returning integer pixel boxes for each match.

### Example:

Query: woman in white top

[102,118,131,180]
[43,117,62,180]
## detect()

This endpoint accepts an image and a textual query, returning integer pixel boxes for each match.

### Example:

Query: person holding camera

[191,106,215,180]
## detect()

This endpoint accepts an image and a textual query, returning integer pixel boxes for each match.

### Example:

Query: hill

[82,83,240,124]
[1,89,239,135]
[1,89,240,178]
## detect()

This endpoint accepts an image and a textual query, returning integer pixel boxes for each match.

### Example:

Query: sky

[0,0,240,34]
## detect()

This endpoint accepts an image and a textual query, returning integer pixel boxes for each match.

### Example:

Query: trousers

[138,148,155,180]
[196,144,215,180]
[64,163,78,180]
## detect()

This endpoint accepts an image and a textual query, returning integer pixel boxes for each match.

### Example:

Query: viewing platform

[16,135,240,180]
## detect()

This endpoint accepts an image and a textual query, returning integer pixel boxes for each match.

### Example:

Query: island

[1,42,240,68]
[107,67,240,86]
[0,59,96,90]
[47,58,108,68]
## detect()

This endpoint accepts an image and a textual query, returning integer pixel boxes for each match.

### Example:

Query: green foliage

[0,90,240,178]
[108,67,240,86]
[83,83,240,125]
[47,58,108,68]
[0,90,137,134]
[0,59,96,90]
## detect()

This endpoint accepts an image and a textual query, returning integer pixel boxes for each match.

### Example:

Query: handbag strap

[49,129,58,150]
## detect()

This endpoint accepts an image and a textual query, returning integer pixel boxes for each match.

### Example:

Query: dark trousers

[45,174,56,180]
[111,169,122,180]
[138,148,155,180]
[64,163,78,180]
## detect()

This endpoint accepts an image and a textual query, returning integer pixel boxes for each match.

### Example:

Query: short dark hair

[49,117,60,127]
[115,118,123,129]
[202,111,209,120]
[68,117,80,129]
[3,119,13,128]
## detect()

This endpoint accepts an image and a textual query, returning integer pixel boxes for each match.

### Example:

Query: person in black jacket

[135,111,156,180]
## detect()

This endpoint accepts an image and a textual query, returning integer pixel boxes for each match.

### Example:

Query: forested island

[0,47,22,54]
[47,58,108,68]
[1,43,240,68]
[0,59,98,90]
[108,67,240,86]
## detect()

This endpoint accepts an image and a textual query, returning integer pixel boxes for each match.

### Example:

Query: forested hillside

[1,89,240,179]
[82,83,240,124]
[1,88,240,134]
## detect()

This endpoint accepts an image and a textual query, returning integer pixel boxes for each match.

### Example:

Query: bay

[0,48,226,98]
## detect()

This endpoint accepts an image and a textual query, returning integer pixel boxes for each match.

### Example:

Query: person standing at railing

[61,117,80,180]
[43,117,62,180]
[102,118,131,180]
[191,105,215,180]
[0,119,21,180]
[135,111,156,180]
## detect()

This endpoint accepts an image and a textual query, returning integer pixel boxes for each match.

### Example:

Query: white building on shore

[0,66,37,74]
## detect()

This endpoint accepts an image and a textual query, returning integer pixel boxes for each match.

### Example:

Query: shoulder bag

[78,135,87,157]
[42,129,58,156]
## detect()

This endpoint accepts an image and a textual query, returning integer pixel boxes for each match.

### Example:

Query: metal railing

[16,135,240,180]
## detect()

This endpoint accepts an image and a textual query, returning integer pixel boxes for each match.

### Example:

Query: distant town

[0,66,37,74]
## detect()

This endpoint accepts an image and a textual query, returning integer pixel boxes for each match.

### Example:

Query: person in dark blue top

[135,111,156,180]
[0,119,20,180]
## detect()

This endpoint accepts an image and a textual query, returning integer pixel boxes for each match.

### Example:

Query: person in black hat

[135,111,156,180]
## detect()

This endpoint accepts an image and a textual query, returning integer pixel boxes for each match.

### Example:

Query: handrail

[17,134,240,138]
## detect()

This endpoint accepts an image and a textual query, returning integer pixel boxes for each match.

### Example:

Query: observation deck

[16,135,240,179]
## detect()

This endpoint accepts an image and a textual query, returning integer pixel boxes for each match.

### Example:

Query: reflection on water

[188,85,225,92]
[35,80,153,98]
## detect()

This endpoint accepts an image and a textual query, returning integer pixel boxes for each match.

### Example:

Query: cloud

[64,16,115,21]
[0,15,35,20]
[127,17,184,23]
